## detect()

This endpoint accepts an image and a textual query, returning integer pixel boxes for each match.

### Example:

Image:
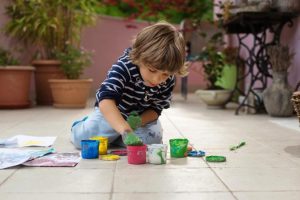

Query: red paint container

[127,145,147,165]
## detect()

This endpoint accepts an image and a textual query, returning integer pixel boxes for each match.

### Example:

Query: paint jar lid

[205,155,226,162]
[100,154,120,161]
[188,150,206,157]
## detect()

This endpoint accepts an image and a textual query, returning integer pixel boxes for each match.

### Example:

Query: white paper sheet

[0,148,55,169]
[0,135,57,147]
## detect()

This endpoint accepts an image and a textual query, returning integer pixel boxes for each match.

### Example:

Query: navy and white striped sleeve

[96,63,130,103]
[150,76,175,115]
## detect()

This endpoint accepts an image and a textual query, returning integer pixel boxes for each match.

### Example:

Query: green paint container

[169,138,189,158]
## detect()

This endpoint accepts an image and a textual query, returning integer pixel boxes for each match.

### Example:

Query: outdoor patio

[0,93,300,200]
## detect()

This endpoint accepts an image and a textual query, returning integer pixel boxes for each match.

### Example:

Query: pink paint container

[127,145,147,165]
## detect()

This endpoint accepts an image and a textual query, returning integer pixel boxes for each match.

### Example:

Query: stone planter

[273,0,300,12]
[195,89,233,109]
[263,71,294,117]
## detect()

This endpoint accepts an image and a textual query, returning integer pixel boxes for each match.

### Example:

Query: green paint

[230,141,246,151]
[124,112,143,146]
[127,111,142,131]
[156,149,165,164]
[124,132,143,146]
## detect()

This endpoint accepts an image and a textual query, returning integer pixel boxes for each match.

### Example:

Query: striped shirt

[95,48,175,119]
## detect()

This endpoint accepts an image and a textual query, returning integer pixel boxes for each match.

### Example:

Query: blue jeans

[71,107,163,149]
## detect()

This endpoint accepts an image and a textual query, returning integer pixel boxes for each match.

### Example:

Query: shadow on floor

[285,145,300,158]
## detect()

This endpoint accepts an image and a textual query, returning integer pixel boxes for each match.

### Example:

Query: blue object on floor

[81,140,99,159]
[188,150,206,157]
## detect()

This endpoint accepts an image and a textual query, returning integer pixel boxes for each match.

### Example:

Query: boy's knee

[135,120,163,144]
[70,119,98,149]
[71,125,84,149]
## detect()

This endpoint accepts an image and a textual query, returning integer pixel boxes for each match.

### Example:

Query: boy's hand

[127,111,142,130]
[121,131,143,146]
[121,131,130,144]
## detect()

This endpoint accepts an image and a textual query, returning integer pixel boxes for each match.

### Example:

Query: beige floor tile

[200,142,270,155]
[214,167,300,191]
[234,191,300,200]
[76,158,117,169]
[206,151,300,168]
[0,122,19,133]
[112,192,235,200]
[116,156,208,169]
[0,169,16,185]
[0,193,110,200]
[0,168,113,193]
[114,168,228,192]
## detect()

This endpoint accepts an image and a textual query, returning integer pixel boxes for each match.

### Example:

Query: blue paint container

[81,140,99,159]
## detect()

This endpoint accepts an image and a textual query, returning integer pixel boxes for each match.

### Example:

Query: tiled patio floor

[1,93,300,200]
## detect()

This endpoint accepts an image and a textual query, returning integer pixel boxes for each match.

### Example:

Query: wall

[81,16,149,93]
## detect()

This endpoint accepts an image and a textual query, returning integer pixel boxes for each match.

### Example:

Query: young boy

[71,22,187,149]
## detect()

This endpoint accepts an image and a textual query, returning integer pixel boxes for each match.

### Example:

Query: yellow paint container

[90,136,108,155]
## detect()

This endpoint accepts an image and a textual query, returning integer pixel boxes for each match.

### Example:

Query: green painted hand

[127,111,142,131]
[122,131,143,146]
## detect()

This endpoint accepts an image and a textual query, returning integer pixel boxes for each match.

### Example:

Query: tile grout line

[207,167,239,200]
[0,168,19,187]
[162,112,196,147]
[164,112,240,200]
[108,161,118,200]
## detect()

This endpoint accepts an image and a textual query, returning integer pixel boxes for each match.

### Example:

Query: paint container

[81,140,99,159]
[90,136,108,155]
[147,144,168,164]
[169,138,189,158]
[127,145,147,165]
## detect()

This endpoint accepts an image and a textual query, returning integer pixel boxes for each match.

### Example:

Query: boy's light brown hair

[130,21,188,76]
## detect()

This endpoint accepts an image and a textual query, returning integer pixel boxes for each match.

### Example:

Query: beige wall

[81,16,149,93]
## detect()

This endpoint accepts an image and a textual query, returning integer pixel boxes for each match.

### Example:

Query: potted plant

[5,0,64,105]
[4,0,97,105]
[48,45,93,108]
[0,47,35,108]
[194,32,237,108]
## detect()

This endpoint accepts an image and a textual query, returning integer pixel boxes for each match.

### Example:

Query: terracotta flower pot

[32,60,65,105]
[0,66,35,108]
[48,79,93,108]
